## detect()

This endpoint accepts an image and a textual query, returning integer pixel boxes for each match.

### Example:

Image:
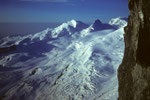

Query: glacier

[0,17,127,100]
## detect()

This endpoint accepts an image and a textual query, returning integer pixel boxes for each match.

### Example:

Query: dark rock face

[118,0,150,100]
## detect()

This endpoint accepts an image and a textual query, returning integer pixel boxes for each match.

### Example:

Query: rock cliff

[118,0,150,100]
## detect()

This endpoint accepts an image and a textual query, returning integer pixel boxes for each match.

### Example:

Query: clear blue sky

[0,0,129,23]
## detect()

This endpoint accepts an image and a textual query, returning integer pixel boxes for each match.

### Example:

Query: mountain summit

[94,19,103,25]
[92,19,102,30]
[92,19,115,31]
[51,20,88,38]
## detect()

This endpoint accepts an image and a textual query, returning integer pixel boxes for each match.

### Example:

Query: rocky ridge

[118,0,150,100]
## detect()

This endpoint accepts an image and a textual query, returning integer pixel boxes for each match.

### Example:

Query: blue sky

[0,0,129,23]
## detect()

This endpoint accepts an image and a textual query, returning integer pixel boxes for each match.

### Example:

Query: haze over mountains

[0,23,61,38]
[0,17,127,100]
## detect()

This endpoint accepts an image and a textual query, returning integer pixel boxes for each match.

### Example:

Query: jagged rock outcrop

[118,0,150,100]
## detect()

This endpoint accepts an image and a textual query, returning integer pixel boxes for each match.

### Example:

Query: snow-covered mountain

[0,18,127,100]
[50,20,89,38]
[0,20,88,48]
[109,17,128,28]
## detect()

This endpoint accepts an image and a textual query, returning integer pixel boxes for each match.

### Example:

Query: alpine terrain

[0,17,127,100]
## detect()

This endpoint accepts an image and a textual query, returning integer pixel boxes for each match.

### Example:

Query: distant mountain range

[0,17,127,48]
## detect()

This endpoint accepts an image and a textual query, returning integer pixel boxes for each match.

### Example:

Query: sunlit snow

[0,17,127,100]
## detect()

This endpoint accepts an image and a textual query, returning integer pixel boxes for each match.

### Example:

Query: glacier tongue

[0,20,125,100]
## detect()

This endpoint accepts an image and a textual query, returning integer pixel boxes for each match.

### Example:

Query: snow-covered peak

[51,20,88,38]
[67,19,77,28]
[56,19,77,30]
[109,17,128,28]
[51,20,75,38]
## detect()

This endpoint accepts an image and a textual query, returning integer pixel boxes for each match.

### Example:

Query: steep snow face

[80,25,94,37]
[51,20,76,38]
[0,19,125,100]
[109,17,128,28]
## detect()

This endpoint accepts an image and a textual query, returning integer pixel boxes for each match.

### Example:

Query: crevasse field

[0,17,127,100]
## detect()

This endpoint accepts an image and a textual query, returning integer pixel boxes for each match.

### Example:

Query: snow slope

[0,18,126,100]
